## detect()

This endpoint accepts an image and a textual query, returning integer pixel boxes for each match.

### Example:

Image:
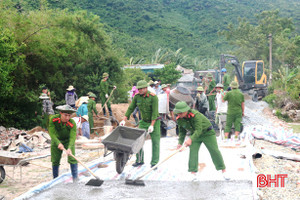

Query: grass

[289,124,300,133]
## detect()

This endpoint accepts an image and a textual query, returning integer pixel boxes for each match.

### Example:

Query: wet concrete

[30,180,253,200]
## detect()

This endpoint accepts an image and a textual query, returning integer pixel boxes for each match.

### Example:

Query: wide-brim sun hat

[66,85,75,91]
[215,83,224,88]
[56,105,76,114]
[161,84,167,89]
[230,81,239,89]
[174,101,190,114]
[137,80,148,89]
[196,86,204,92]
[82,115,89,122]
[39,93,50,99]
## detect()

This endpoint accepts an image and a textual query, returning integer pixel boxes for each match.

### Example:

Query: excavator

[220,54,268,101]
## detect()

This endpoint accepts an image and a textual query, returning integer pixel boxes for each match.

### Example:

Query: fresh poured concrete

[30,180,253,200]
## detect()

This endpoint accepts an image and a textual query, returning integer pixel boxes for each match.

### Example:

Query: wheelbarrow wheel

[115,152,129,174]
[0,166,5,184]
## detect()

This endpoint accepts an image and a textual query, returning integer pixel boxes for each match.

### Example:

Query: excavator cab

[242,60,267,88]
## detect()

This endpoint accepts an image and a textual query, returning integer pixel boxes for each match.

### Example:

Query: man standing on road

[174,101,229,181]
[100,73,116,117]
[215,83,228,124]
[87,93,100,134]
[120,80,160,168]
[222,81,244,140]
[221,68,230,91]
[194,86,209,116]
[206,73,216,111]
[49,105,78,181]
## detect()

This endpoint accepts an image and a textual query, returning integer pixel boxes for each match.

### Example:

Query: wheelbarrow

[0,150,50,184]
[102,126,147,174]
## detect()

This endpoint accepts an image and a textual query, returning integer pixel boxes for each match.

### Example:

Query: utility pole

[268,33,272,85]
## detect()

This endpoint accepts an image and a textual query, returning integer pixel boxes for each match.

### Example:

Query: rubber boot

[102,108,106,117]
[70,163,78,182]
[52,165,59,179]
[108,107,113,117]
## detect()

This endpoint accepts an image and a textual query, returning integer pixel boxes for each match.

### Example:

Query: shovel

[63,148,104,186]
[125,145,186,186]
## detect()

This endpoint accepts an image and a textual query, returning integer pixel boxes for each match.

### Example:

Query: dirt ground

[0,103,135,200]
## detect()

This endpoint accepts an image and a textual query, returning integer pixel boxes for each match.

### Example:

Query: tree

[153,63,181,84]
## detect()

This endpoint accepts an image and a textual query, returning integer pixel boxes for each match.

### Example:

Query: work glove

[148,125,154,133]
[105,94,109,98]
[113,85,117,89]
[120,120,126,126]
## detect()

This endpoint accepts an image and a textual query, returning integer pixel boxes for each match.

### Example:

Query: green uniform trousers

[208,95,216,111]
[100,95,111,110]
[225,112,242,133]
[188,131,225,172]
[137,120,160,165]
[51,141,77,166]
[88,112,94,133]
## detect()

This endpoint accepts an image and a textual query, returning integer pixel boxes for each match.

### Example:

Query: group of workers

[44,68,244,182]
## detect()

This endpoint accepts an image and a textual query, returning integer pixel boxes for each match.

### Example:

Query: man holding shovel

[48,105,78,181]
[120,80,160,168]
[174,101,229,181]
[100,72,117,117]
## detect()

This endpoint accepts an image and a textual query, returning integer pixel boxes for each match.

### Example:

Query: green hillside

[21,0,298,61]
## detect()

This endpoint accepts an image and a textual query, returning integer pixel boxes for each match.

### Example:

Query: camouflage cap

[206,72,213,78]
[39,93,50,100]
[137,80,148,89]
[174,101,190,114]
[103,72,109,78]
[230,81,239,89]
[56,105,76,114]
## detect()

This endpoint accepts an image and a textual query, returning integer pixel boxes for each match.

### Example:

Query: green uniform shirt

[100,79,113,97]
[208,80,216,93]
[223,89,244,115]
[223,74,230,89]
[125,91,159,122]
[177,109,214,145]
[49,114,77,149]
[87,99,98,115]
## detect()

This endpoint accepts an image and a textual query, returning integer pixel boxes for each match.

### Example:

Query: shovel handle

[63,148,99,179]
[136,145,186,180]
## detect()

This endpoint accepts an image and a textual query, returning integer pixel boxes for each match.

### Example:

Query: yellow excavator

[220,54,268,101]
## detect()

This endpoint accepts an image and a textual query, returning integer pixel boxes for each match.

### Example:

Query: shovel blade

[125,179,145,186]
[86,178,104,187]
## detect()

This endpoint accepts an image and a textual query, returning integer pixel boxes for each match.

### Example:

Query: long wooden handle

[100,88,116,114]
[63,148,99,179]
[136,145,186,180]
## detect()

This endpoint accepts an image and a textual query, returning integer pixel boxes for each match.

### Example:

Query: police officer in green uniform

[87,93,99,133]
[120,80,160,167]
[206,73,216,111]
[99,73,116,116]
[222,81,245,140]
[48,105,78,181]
[221,68,230,91]
[174,101,229,180]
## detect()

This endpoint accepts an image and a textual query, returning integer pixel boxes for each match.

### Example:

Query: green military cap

[174,101,190,114]
[230,81,239,88]
[196,86,204,91]
[56,105,76,114]
[206,72,213,78]
[39,93,50,100]
[89,93,97,98]
[103,72,109,78]
[87,92,93,96]
[215,83,224,88]
[148,80,154,86]
[161,84,167,89]
[137,80,148,89]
